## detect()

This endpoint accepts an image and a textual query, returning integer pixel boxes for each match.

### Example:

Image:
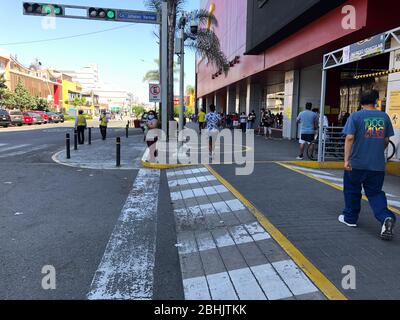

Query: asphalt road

[0,125,142,299]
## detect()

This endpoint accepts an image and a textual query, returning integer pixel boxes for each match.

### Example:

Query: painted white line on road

[87,169,160,300]
[228,267,267,300]
[183,276,211,300]
[288,166,334,176]
[251,264,293,300]
[0,144,30,153]
[388,200,400,208]
[206,272,238,300]
[168,175,217,187]
[310,174,343,183]
[244,222,271,241]
[0,143,7,147]
[273,260,318,296]
[0,144,52,158]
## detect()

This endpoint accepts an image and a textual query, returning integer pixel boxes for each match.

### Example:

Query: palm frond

[190,9,218,28]
[185,29,230,74]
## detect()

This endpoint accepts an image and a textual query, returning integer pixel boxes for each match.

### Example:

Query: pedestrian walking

[296,102,318,160]
[205,104,221,159]
[232,113,239,129]
[262,110,274,139]
[198,108,206,134]
[240,112,247,133]
[247,110,256,130]
[339,89,396,241]
[75,110,87,145]
[99,111,109,140]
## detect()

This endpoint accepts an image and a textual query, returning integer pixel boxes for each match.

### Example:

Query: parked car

[9,110,23,126]
[28,112,44,125]
[0,109,11,128]
[47,112,62,123]
[32,111,49,123]
[55,113,64,123]
[22,112,33,125]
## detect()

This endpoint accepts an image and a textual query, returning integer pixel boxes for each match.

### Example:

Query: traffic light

[88,7,116,20]
[23,3,63,16]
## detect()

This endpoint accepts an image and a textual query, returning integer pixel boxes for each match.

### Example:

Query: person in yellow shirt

[198,109,206,134]
[74,110,87,144]
[99,111,109,140]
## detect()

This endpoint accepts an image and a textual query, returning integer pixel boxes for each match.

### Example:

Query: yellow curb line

[281,161,400,177]
[277,162,400,216]
[141,160,194,170]
[204,164,347,301]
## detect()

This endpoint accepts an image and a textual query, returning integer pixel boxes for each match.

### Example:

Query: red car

[32,111,49,123]
[22,112,33,125]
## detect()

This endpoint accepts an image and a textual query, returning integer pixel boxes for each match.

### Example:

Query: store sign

[343,33,386,63]
[388,90,400,129]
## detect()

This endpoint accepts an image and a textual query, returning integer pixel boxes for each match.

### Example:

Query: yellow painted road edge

[204,164,347,301]
[281,161,400,177]
[277,162,400,216]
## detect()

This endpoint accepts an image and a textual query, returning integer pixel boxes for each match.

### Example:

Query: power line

[0,24,135,46]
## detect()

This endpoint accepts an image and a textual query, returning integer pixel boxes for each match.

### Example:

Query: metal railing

[321,126,345,162]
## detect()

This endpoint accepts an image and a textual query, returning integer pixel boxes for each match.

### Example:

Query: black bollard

[66,133,71,159]
[116,137,121,167]
[74,130,78,150]
[88,127,92,145]
[126,124,129,138]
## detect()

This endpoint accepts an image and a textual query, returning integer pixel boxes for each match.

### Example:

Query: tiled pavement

[166,166,326,300]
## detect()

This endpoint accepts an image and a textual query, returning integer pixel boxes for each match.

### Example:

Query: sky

[0,0,199,103]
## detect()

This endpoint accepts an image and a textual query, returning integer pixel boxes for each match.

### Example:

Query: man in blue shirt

[296,102,318,160]
[340,89,395,241]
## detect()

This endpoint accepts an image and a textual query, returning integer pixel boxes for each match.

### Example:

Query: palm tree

[142,59,180,83]
[145,0,229,120]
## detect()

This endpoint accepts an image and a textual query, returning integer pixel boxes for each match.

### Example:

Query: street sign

[149,84,161,103]
[116,10,159,24]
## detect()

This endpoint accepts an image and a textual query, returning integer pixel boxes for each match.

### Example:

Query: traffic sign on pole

[149,84,161,103]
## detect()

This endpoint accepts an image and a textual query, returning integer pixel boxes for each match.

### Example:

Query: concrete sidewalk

[210,162,400,300]
[52,129,146,170]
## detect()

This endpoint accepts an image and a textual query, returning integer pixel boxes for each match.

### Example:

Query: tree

[72,96,86,107]
[0,73,9,105]
[10,80,34,111]
[132,105,146,119]
[144,0,229,121]
[143,59,180,83]
[32,96,50,111]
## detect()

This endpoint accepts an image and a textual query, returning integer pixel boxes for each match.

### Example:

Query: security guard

[99,111,108,140]
[75,110,87,144]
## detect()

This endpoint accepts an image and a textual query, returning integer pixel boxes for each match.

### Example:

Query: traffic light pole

[161,1,168,139]
[23,2,169,135]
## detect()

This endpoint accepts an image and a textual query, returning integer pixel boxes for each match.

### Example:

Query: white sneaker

[296,156,304,160]
[338,215,357,227]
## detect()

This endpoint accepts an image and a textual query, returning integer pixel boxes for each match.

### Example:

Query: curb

[280,161,400,177]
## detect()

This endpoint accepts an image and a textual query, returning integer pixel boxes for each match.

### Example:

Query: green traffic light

[106,10,116,19]
[42,5,52,14]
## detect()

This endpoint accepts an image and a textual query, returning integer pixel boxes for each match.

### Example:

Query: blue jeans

[343,169,395,225]
[247,122,254,130]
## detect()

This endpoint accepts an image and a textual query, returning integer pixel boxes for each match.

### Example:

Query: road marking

[228,267,267,300]
[273,260,318,296]
[251,264,293,300]
[310,174,343,182]
[183,276,211,300]
[0,144,30,153]
[278,162,400,216]
[0,144,52,158]
[87,169,160,300]
[206,272,238,300]
[168,175,217,187]
[205,164,347,300]
[286,166,334,176]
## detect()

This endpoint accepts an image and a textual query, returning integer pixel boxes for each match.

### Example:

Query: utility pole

[178,13,186,134]
[161,0,168,138]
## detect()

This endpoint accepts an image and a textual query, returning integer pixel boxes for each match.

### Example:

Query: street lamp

[176,12,199,135]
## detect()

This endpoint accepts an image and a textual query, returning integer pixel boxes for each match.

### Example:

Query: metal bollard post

[74,130,78,150]
[88,127,92,145]
[126,124,129,138]
[66,133,71,159]
[116,137,121,167]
